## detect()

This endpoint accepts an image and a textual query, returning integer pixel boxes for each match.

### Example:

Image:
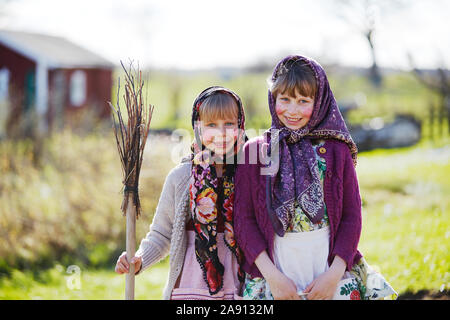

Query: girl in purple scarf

[234,55,396,300]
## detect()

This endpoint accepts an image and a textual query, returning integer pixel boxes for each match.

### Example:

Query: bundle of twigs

[109,60,154,300]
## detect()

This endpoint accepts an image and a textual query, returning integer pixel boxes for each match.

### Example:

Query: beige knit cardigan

[135,157,192,300]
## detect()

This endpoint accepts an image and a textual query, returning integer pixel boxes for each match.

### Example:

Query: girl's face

[275,91,314,130]
[199,117,239,156]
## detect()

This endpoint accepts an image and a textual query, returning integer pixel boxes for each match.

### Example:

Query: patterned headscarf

[265,55,358,237]
[189,86,247,295]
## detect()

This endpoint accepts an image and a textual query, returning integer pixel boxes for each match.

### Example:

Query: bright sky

[1,0,449,70]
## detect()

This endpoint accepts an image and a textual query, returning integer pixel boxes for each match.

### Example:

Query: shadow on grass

[398,289,449,300]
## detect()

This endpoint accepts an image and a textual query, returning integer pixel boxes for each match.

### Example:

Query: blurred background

[0,0,448,299]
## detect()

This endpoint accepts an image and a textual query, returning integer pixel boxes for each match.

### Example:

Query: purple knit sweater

[234,136,363,278]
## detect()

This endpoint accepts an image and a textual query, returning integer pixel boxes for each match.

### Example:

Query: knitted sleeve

[135,167,177,274]
[234,141,268,276]
[330,144,362,271]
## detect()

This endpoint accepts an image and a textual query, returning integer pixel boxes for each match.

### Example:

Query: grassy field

[356,140,449,298]
[0,259,170,300]
[0,131,448,299]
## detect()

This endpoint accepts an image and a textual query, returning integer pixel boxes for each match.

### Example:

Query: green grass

[356,139,450,295]
[0,259,169,300]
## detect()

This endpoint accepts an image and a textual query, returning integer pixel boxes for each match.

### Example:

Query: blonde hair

[269,59,317,99]
[199,92,239,123]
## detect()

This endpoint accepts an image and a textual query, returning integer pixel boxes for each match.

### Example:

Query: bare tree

[330,0,409,87]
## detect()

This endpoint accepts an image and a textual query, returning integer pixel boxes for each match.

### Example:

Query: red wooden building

[0,29,115,135]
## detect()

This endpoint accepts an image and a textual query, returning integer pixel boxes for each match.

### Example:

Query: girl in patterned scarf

[234,55,397,300]
[115,86,247,300]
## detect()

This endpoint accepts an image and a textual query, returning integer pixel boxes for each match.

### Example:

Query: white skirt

[273,226,356,299]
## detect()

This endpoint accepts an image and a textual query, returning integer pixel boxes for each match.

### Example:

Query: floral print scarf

[189,86,247,295]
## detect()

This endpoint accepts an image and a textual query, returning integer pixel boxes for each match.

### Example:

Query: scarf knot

[286,128,309,144]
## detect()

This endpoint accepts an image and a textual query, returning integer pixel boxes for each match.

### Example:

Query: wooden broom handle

[125,192,136,300]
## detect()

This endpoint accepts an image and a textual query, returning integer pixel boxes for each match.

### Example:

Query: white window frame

[69,70,87,107]
[0,67,10,102]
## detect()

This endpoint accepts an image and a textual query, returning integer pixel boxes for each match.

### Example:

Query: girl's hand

[266,270,300,300]
[304,255,347,300]
[254,250,300,300]
[115,251,142,275]
[303,268,341,300]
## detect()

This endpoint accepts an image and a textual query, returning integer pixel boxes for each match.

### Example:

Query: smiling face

[275,90,314,130]
[198,93,239,156]
[269,58,317,130]
[199,117,239,156]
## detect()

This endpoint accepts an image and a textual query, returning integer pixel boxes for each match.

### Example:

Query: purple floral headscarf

[265,55,358,237]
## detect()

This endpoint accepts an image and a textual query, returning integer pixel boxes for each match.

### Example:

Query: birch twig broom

[109,61,154,300]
